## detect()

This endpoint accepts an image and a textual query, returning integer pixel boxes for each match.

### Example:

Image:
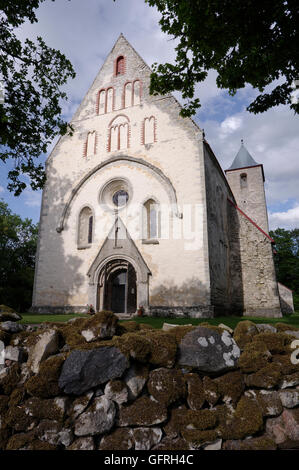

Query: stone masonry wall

[1,312,299,450]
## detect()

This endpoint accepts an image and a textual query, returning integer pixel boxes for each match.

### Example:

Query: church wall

[32,35,213,315]
[203,144,233,314]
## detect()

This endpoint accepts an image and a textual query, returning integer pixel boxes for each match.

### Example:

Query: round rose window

[112,190,129,207]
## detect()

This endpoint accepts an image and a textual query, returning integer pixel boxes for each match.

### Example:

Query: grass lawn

[20,312,299,330]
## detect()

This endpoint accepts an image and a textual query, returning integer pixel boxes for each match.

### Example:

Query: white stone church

[31,34,294,318]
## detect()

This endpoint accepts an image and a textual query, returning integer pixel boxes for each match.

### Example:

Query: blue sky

[0,0,298,229]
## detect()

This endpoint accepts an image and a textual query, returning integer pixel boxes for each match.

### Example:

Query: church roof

[227,141,259,170]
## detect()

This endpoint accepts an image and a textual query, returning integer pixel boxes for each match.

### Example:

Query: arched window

[133,80,141,105]
[97,89,106,115]
[78,207,93,247]
[108,115,130,152]
[96,88,114,114]
[115,56,125,76]
[143,116,156,144]
[143,199,159,240]
[240,173,247,189]
[84,131,97,157]
[124,82,132,108]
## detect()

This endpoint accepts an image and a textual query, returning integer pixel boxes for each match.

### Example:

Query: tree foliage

[145,0,299,117]
[0,200,38,312]
[0,0,75,195]
[270,227,299,309]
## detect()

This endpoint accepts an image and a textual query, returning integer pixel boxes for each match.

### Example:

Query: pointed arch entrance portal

[98,259,137,314]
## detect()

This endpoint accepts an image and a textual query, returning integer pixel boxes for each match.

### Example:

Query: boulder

[203,439,222,450]
[185,373,205,410]
[279,390,299,408]
[104,380,128,405]
[99,428,134,450]
[35,420,73,447]
[80,311,118,342]
[153,436,189,450]
[162,323,192,331]
[223,436,276,450]
[256,324,277,333]
[266,409,299,449]
[119,396,168,427]
[246,390,283,417]
[67,437,95,450]
[178,327,240,373]
[284,330,299,339]
[233,321,258,349]
[218,323,233,334]
[74,396,116,437]
[123,363,148,400]
[0,312,22,322]
[68,392,94,419]
[147,368,186,406]
[280,371,299,389]
[59,346,129,395]
[133,427,162,450]
[0,321,24,334]
[27,330,60,373]
[4,346,26,363]
[245,363,282,389]
[214,370,244,406]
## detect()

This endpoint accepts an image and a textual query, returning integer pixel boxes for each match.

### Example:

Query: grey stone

[133,427,162,450]
[0,321,24,333]
[279,390,299,408]
[0,312,22,322]
[280,372,299,389]
[162,322,192,331]
[284,330,299,339]
[266,409,299,449]
[178,327,240,373]
[27,329,60,373]
[4,346,26,363]
[68,392,94,419]
[203,439,222,450]
[256,324,277,333]
[74,396,116,436]
[104,380,128,405]
[123,364,148,400]
[59,346,129,395]
[36,420,73,447]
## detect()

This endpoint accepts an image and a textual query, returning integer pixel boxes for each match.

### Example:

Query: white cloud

[269,205,299,230]
[0,186,4,194]
[24,189,42,208]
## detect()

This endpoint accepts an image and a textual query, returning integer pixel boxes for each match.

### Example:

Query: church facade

[31,34,294,318]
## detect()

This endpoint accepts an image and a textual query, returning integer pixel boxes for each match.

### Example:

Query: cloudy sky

[0,0,298,230]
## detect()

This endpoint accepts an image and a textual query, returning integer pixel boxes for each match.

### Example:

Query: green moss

[223,436,277,450]
[238,341,271,373]
[218,396,263,440]
[147,368,186,406]
[214,371,244,406]
[6,432,35,450]
[245,363,283,388]
[275,322,299,332]
[233,321,258,349]
[4,404,37,432]
[119,396,168,427]
[25,397,65,422]
[99,428,133,450]
[271,354,299,375]
[202,376,220,406]
[185,373,205,410]
[114,332,151,362]
[138,323,155,330]
[107,379,126,394]
[144,330,177,367]
[164,407,218,437]
[0,363,21,395]
[27,440,58,450]
[252,332,292,354]
[0,305,15,313]
[25,354,65,398]
[154,437,189,450]
[167,325,195,344]
[9,387,26,407]
[117,321,140,335]
[0,395,9,414]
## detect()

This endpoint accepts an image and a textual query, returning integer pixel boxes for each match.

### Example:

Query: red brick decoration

[96,87,115,114]
[83,131,97,157]
[107,115,130,152]
[114,55,126,76]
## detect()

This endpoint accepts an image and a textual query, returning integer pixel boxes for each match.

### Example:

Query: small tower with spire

[225,141,269,233]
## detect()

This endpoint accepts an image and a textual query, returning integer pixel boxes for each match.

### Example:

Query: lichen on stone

[147,368,186,406]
